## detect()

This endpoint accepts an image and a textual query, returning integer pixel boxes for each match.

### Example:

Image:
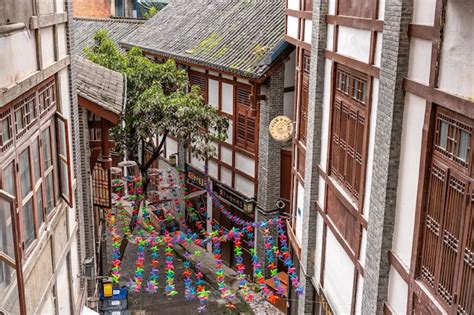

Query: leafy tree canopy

[84,30,228,173]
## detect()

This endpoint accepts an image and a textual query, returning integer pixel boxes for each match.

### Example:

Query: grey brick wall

[296,0,328,313]
[255,65,285,277]
[65,0,96,296]
[361,0,413,313]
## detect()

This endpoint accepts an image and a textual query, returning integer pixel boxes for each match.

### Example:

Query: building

[121,0,296,278]
[0,0,87,313]
[73,0,168,19]
[285,0,473,314]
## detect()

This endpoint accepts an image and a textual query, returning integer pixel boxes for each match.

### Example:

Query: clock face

[268,116,294,142]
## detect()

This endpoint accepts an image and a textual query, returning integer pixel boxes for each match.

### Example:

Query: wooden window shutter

[235,88,256,152]
[92,164,112,208]
[189,72,208,103]
[55,112,73,207]
[299,74,309,143]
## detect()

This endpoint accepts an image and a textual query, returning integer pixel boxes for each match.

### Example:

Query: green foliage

[144,6,158,19]
[85,30,228,171]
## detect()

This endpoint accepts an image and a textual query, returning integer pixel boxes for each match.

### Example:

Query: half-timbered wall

[186,68,258,199]
[0,0,82,313]
[386,1,474,314]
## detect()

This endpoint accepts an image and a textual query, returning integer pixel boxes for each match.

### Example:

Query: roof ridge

[73,16,146,24]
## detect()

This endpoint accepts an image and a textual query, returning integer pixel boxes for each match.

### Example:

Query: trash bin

[99,288,129,315]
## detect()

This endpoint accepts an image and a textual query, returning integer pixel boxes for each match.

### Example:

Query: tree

[85,30,228,260]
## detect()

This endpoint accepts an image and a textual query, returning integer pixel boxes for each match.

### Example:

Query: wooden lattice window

[299,74,309,143]
[14,93,37,140]
[330,65,368,202]
[235,87,256,153]
[92,164,111,208]
[0,108,13,152]
[419,107,473,314]
[189,72,208,103]
[38,78,56,118]
[56,113,73,207]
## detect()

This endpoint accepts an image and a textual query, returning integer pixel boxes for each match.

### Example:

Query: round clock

[268,115,294,142]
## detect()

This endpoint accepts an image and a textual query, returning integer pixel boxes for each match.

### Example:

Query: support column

[255,66,285,277]
[297,1,328,313]
[361,0,412,313]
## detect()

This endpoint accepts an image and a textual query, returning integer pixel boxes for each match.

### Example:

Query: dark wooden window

[92,164,112,208]
[299,51,310,143]
[235,87,257,152]
[304,0,313,12]
[189,72,208,103]
[329,65,368,202]
[56,113,73,207]
[419,107,473,314]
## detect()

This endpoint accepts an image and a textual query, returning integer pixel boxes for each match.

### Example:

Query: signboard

[268,116,294,142]
[186,165,206,189]
[213,181,245,209]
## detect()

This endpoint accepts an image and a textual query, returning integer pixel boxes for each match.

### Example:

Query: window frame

[55,112,73,208]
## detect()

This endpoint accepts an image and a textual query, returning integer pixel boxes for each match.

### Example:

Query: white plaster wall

[320,59,333,171]
[41,27,55,68]
[387,266,409,314]
[407,38,432,85]
[57,24,67,59]
[355,274,364,315]
[362,78,379,217]
[56,260,71,314]
[438,0,474,99]
[190,155,205,172]
[392,93,425,265]
[38,291,55,315]
[236,77,250,84]
[235,174,254,197]
[222,83,233,115]
[0,30,37,89]
[304,20,312,44]
[208,160,218,179]
[69,234,80,302]
[284,92,295,120]
[317,175,326,207]
[284,51,295,88]
[328,0,336,15]
[56,0,65,12]
[225,120,233,145]
[209,71,219,77]
[324,230,355,315]
[287,0,300,11]
[222,74,233,81]
[337,26,371,63]
[313,212,324,286]
[412,0,436,26]
[378,0,386,20]
[221,166,232,187]
[327,24,334,51]
[287,16,299,39]
[221,146,233,166]
[166,138,178,159]
[235,152,255,177]
[209,79,219,109]
[190,66,205,73]
[295,182,304,244]
[359,229,367,266]
[39,0,55,14]
[374,32,383,67]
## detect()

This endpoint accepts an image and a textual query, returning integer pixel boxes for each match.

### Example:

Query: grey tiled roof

[121,0,287,79]
[75,56,125,117]
[73,17,145,56]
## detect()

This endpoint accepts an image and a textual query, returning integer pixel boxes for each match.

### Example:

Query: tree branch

[143,130,169,171]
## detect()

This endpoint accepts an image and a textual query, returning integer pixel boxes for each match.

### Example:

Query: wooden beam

[326,15,384,32]
[30,13,67,29]
[324,50,380,78]
[408,24,434,41]
[78,96,120,124]
[388,250,410,283]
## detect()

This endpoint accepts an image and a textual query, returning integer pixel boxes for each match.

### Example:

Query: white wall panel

[56,260,71,314]
[359,229,367,266]
[387,266,409,314]
[40,0,55,14]
[41,27,55,68]
[284,92,295,120]
[362,78,379,216]
[313,213,324,286]
[326,24,334,51]
[337,26,371,63]
[324,230,355,315]
[295,182,304,244]
[407,38,432,85]
[287,0,300,11]
[221,83,233,114]
[225,120,233,144]
[38,291,55,315]
[284,51,295,88]
[438,0,474,99]
[221,167,232,187]
[392,93,425,265]
[57,24,67,59]
[328,0,336,15]
[235,174,254,197]
[166,138,178,159]
[190,66,205,73]
[235,152,255,177]
[208,160,218,179]
[355,274,364,315]
[317,176,326,207]
[378,0,386,20]
[374,32,383,67]
[412,0,436,26]
[209,79,219,109]
[304,20,312,44]
[56,0,65,12]
[287,16,299,39]
[221,146,233,165]
[191,155,205,172]
[69,234,80,301]
[0,31,37,89]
